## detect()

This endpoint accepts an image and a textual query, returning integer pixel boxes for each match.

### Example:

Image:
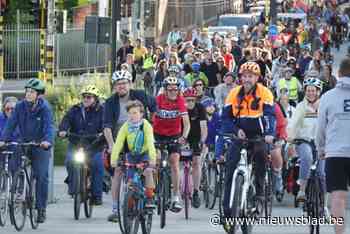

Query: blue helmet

[201,97,216,108]
[191,62,201,72]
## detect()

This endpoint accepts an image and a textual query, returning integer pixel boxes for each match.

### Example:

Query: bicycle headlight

[162,159,167,167]
[74,149,85,163]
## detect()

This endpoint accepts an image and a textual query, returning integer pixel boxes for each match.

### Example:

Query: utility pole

[270,0,277,24]
[39,0,47,82]
[110,0,121,77]
[46,0,55,84]
[0,3,4,81]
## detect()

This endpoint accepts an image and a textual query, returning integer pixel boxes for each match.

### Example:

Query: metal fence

[4,24,115,79]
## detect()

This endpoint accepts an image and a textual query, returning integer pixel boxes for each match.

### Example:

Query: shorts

[154,134,181,155]
[188,140,201,156]
[325,157,350,192]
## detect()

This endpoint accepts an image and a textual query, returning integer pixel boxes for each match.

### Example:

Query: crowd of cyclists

[0,1,350,234]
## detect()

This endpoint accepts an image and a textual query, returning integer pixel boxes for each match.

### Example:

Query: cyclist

[0,78,55,223]
[183,87,208,208]
[0,97,20,173]
[110,100,156,208]
[286,77,328,212]
[221,61,275,220]
[201,97,220,153]
[58,85,105,205]
[276,67,302,107]
[152,76,190,212]
[105,70,156,222]
[316,58,350,234]
[184,62,209,87]
[214,72,237,114]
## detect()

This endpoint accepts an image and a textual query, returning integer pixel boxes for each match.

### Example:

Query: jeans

[223,139,267,217]
[295,143,325,181]
[65,143,104,199]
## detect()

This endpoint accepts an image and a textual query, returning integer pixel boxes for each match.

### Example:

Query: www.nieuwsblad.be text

[209,214,344,227]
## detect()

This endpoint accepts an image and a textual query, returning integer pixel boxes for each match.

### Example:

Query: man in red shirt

[222,45,235,72]
[153,76,190,212]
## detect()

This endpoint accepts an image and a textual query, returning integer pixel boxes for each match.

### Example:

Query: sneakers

[296,190,306,202]
[107,212,119,223]
[170,196,182,213]
[192,190,201,208]
[92,197,103,206]
[274,173,284,194]
[37,209,46,223]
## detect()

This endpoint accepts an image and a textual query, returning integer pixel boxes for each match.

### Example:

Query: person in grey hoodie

[316,58,350,234]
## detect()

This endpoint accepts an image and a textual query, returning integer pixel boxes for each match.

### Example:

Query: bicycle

[180,144,193,220]
[294,139,325,234]
[8,142,42,231]
[264,153,273,218]
[120,161,153,234]
[207,137,229,217]
[222,134,266,234]
[65,132,104,220]
[154,140,177,229]
[0,146,15,226]
[201,145,215,209]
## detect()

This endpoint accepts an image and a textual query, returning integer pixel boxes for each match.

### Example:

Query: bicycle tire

[29,171,39,229]
[0,171,10,227]
[9,171,26,231]
[208,163,217,209]
[83,168,93,218]
[141,211,153,234]
[226,174,244,234]
[122,190,140,234]
[218,165,225,217]
[183,166,190,220]
[201,161,209,208]
[159,170,169,229]
[264,168,273,218]
[118,173,127,234]
[306,178,323,234]
[73,167,81,220]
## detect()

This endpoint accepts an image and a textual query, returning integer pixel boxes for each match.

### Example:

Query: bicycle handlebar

[4,142,41,147]
[220,133,266,143]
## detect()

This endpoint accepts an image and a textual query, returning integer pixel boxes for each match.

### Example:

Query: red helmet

[183,87,198,98]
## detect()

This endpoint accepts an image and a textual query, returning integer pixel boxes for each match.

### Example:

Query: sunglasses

[167,88,179,92]
[5,107,14,112]
[185,99,196,103]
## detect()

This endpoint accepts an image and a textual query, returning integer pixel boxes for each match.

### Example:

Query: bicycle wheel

[159,171,170,229]
[264,169,273,218]
[118,173,127,234]
[29,171,39,229]
[183,166,190,220]
[226,174,243,234]
[218,166,225,217]
[141,210,153,234]
[73,167,81,220]
[9,171,26,231]
[0,171,10,226]
[207,163,217,209]
[122,190,140,234]
[201,160,209,208]
[83,168,93,218]
[306,178,323,234]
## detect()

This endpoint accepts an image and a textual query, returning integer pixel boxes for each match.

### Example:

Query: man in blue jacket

[58,85,105,205]
[105,70,156,222]
[0,78,55,223]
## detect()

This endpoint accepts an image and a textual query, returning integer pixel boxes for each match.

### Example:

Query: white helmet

[303,77,322,90]
[112,70,132,83]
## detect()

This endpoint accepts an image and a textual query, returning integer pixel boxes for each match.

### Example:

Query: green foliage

[4,0,35,24]
[45,73,111,165]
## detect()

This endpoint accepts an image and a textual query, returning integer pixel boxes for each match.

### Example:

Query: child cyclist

[200,97,220,154]
[183,87,208,209]
[110,100,156,209]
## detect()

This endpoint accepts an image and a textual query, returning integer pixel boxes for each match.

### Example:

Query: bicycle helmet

[201,97,216,108]
[81,85,100,97]
[25,78,45,94]
[239,61,261,76]
[183,87,198,98]
[112,70,132,83]
[168,65,180,75]
[303,77,322,90]
[191,62,201,72]
[162,76,180,88]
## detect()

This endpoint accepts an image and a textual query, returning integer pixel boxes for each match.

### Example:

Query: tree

[3,0,34,24]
